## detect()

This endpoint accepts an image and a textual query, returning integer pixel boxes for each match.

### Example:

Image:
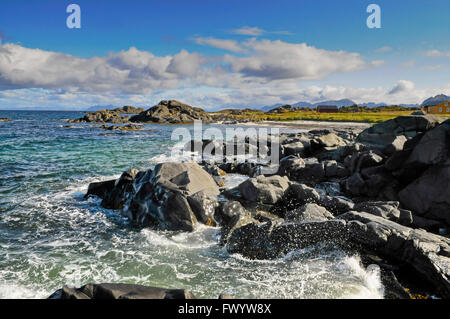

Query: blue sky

[0,0,449,110]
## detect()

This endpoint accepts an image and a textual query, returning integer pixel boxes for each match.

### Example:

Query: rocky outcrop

[69,110,130,124]
[0,117,11,122]
[113,106,144,114]
[130,100,212,124]
[48,283,196,299]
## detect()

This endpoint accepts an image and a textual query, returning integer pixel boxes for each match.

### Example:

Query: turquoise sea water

[0,111,384,298]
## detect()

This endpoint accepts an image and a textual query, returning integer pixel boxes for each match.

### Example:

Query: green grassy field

[213,110,450,124]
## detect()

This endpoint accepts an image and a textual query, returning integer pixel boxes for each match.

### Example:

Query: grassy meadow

[212,109,450,124]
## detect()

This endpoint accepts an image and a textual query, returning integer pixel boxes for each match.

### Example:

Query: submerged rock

[99,124,144,131]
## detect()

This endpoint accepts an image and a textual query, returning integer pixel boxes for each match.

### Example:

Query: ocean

[0,110,383,299]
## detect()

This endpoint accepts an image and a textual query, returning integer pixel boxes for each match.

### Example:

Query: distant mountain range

[260,99,356,112]
[83,94,450,113]
[259,99,424,112]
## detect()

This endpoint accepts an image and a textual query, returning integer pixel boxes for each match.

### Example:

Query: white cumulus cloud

[388,80,415,95]
[224,39,367,80]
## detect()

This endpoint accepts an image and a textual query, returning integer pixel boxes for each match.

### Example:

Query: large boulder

[311,133,346,149]
[285,203,334,222]
[354,201,444,232]
[48,283,196,299]
[405,119,450,167]
[237,175,290,205]
[217,201,261,244]
[398,159,450,226]
[123,162,219,231]
[278,157,327,184]
[226,219,349,259]
[273,182,354,215]
[356,115,441,153]
[282,141,307,157]
[130,100,212,124]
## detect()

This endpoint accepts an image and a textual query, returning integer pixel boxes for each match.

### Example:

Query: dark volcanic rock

[237,175,291,205]
[130,100,212,124]
[187,190,219,226]
[356,115,442,153]
[85,169,141,210]
[48,283,196,299]
[398,159,450,226]
[122,162,219,231]
[226,219,349,259]
[285,203,334,222]
[225,210,450,297]
[85,179,116,199]
[405,119,450,168]
[101,169,140,209]
[339,211,450,298]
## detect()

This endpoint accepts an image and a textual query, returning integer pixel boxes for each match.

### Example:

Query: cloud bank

[0,37,447,110]
[0,39,371,94]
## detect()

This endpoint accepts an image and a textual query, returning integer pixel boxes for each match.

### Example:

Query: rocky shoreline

[53,112,450,299]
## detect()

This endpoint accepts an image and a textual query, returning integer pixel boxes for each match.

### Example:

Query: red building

[316,105,339,113]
